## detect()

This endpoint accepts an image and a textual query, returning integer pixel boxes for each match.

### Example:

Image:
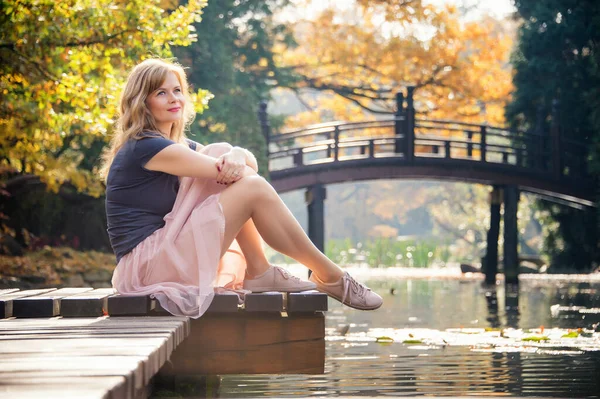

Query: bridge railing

[259,90,590,180]
[413,119,546,168]
[268,119,402,171]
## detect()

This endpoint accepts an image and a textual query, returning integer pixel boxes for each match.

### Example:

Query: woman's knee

[230,175,275,201]
[201,142,233,157]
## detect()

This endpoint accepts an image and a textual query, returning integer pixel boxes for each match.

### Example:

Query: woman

[101,58,382,318]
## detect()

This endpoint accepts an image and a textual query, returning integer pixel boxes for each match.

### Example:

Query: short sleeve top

[105,133,198,262]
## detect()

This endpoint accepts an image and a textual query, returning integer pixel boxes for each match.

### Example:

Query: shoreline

[282,263,600,282]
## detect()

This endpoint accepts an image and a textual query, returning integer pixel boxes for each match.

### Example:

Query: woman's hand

[215,147,247,184]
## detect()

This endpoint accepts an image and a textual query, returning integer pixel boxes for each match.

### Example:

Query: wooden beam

[60,288,116,317]
[165,313,325,375]
[12,288,94,318]
[287,291,328,313]
[1,289,57,319]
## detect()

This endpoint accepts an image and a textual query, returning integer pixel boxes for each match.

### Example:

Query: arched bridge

[261,98,594,207]
[257,88,596,284]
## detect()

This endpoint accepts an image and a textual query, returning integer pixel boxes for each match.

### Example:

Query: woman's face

[146,71,185,136]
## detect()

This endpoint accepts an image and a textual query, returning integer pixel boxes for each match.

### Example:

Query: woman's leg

[235,219,270,277]
[201,143,270,277]
[219,175,343,283]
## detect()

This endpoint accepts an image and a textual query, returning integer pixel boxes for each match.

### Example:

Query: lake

[215,270,600,398]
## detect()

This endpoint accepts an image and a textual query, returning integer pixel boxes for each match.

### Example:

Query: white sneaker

[243,266,317,292]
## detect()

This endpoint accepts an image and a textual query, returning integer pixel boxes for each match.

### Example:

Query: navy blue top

[105,133,198,262]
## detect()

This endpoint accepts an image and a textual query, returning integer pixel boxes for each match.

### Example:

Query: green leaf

[561,331,580,338]
[402,339,423,344]
[521,336,549,342]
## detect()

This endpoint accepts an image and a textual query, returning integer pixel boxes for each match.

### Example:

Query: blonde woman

[102,58,382,318]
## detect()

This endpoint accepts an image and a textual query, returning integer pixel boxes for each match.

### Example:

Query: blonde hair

[100,58,196,180]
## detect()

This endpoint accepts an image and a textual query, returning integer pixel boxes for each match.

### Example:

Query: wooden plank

[0,355,144,398]
[167,313,325,375]
[244,292,284,312]
[0,316,190,399]
[109,292,241,316]
[0,376,128,399]
[0,289,56,319]
[60,288,116,317]
[287,291,328,313]
[168,338,325,375]
[0,337,169,367]
[108,294,155,316]
[0,289,19,297]
[206,293,240,313]
[12,288,93,318]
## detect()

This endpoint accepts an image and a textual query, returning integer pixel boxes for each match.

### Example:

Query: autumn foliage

[277,0,514,129]
[0,0,210,196]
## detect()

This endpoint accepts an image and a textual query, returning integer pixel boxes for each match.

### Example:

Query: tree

[506,0,600,271]
[0,0,209,197]
[173,0,296,172]
[0,0,209,249]
[276,0,514,127]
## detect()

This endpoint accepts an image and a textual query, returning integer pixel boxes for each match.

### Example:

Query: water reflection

[215,277,600,398]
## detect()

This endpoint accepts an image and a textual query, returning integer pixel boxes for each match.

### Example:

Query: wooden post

[480,125,487,162]
[550,99,561,179]
[394,91,405,155]
[305,184,327,254]
[406,86,415,162]
[503,185,519,285]
[333,126,340,161]
[467,131,473,158]
[484,186,501,285]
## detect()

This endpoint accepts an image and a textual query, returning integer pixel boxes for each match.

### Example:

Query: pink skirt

[111,176,246,318]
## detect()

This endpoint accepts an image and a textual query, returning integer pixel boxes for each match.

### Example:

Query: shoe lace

[275,266,303,283]
[341,273,368,305]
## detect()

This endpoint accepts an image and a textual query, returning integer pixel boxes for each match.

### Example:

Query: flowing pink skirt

[111,175,246,318]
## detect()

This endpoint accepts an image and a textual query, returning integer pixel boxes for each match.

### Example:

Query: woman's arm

[145,143,219,179]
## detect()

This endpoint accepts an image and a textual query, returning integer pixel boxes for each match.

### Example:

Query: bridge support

[503,185,520,285]
[305,184,327,254]
[483,185,520,285]
[483,186,501,285]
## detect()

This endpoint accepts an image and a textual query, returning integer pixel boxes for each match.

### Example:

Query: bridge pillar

[305,184,327,254]
[503,185,520,285]
[483,186,502,285]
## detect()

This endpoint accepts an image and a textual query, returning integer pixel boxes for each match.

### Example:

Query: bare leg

[201,143,270,277]
[219,175,343,283]
[235,219,270,277]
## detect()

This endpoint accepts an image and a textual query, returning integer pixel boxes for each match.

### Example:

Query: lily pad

[521,336,550,342]
[561,331,580,338]
[403,339,424,344]
[376,336,394,343]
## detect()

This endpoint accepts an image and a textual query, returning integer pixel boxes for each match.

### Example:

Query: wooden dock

[0,287,328,399]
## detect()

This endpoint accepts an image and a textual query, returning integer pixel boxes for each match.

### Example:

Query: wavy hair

[100,58,196,180]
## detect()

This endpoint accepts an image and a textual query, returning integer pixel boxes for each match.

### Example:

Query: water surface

[217,273,600,397]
